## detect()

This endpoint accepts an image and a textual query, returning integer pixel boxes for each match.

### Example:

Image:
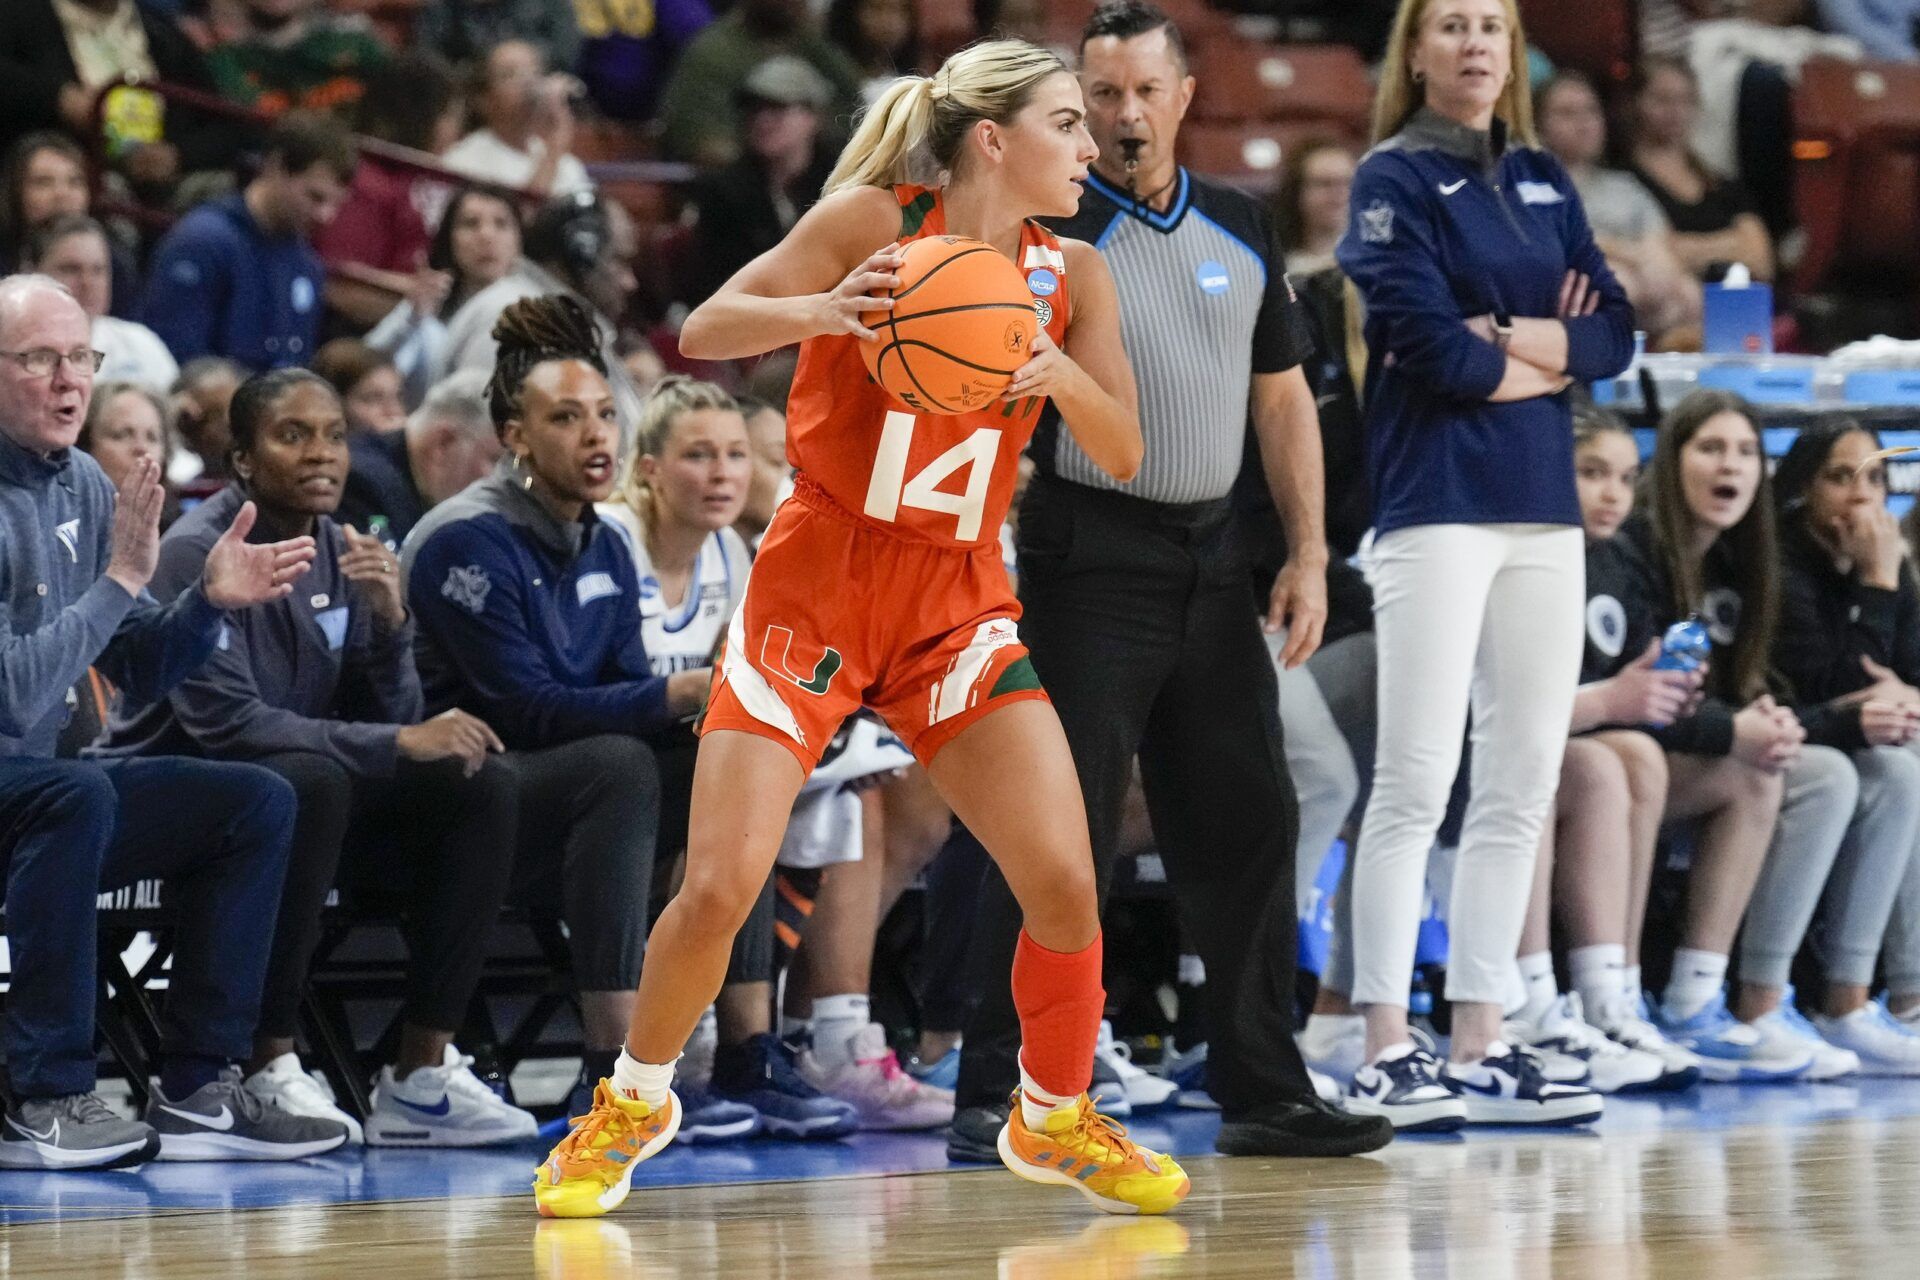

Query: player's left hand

[1266,555,1327,669]
[1001,331,1081,404]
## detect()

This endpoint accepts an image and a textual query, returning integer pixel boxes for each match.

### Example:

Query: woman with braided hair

[535,38,1189,1220]
[401,294,698,1120]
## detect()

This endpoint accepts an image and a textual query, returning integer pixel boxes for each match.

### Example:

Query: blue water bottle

[1653,617,1711,673]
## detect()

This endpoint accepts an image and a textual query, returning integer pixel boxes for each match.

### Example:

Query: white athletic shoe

[365,1046,538,1147]
[1345,1042,1467,1132]
[1591,994,1704,1088]
[1506,994,1669,1095]
[1298,1013,1367,1085]
[1094,1021,1179,1111]
[1809,1002,1920,1077]
[794,1023,955,1131]
[243,1053,362,1144]
[1749,996,1861,1082]
[1440,1041,1603,1127]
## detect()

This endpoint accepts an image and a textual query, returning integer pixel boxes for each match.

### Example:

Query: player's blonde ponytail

[823,39,1069,196]
[618,375,740,538]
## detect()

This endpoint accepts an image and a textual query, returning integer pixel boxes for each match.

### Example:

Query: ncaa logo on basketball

[1033,297,1053,327]
[1027,268,1058,297]
[1195,261,1230,296]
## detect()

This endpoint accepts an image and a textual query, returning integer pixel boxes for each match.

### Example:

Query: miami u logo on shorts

[763,626,843,696]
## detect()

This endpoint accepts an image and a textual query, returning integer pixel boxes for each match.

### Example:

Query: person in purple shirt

[577,0,716,122]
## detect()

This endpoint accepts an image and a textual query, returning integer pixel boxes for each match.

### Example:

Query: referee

[947,1,1392,1160]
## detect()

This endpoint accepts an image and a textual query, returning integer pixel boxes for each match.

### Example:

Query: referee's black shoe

[945,1102,1009,1163]
[1216,1095,1394,1157]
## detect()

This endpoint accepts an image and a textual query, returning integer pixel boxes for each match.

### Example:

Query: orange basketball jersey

[784,184,1071,551]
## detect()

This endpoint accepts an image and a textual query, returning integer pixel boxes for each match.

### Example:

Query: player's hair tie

[928,76,950,102]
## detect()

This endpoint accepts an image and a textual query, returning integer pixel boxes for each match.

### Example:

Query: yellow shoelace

[1061,1096,1139,1167]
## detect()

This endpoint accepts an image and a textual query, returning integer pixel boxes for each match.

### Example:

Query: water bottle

[1652,617,1711,673]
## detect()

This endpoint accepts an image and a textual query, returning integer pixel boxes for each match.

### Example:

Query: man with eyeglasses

[0,274,349,1169]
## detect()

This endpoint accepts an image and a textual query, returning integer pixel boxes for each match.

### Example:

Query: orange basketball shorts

[702,487,1048,773]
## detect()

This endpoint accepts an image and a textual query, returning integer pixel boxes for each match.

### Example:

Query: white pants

[1351,524,1585,1007]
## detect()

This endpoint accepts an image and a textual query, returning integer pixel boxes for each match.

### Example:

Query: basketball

[859,235,1039,415]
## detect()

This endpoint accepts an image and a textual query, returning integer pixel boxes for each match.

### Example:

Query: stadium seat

[1182,118,1368,187]
[1518,0,1637,89]
[1187,41,1373,127]
[1793,57,1920,296]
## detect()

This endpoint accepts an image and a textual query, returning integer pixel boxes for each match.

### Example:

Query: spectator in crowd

[1336,0,1630,1130]
[1608,390,1858,1082]
[366,186,525,409]
[0,0,240,187]
[336,368,503,545]
[315,53,464,332]
[76,379,184,530]
[207,0,391,117]
[96,367,542,1145]
[827,0,921,104]
[681,57,838,307]
[594,376,861,1139]
[1,134,140,318]
[1625,56,1775,283]
[440,191,645,436]
[171,356,243,490]
[442,40,594,200]
[1816,0,1920,58]
[0,273,341,1169]
[402,294,700,1115]
[657,0,866,168]
[1273,139,1356,277]
[312,339,407,436]
[142,112,356,371]
[24,216,178,395]
[1767,420,1920,1066]
[577,0,714,123]
[1536,71,1702,347]
[420,0,581,71]
[735,393,789,543]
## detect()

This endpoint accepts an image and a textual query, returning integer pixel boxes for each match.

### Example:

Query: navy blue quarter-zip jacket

[1337,109,1635,536]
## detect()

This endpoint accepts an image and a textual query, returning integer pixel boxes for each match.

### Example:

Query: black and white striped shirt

[1031,167,1312,506]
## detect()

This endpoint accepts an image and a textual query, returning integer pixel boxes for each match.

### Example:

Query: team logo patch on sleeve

[1360,200,1395,244]
[1586,595,1627,658]
[442,564,492,614]
[575,571,621,605]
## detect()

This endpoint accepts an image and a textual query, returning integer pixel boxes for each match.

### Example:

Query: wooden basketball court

[4,1083,1917,1278]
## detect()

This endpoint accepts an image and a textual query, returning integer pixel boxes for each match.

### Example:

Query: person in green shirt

[207,0,391,118]
[657,0,865,167]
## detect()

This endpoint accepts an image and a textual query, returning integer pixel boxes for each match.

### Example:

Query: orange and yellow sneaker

[533,1082,680,1218]
[996,1093,1190,1216]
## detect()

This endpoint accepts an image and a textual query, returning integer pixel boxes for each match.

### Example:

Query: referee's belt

[1033,474,1232,543]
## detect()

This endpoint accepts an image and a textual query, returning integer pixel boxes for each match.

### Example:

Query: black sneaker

[945,1102,1008,1163]
[0,1092,160,1170]
[1216,1094,1395,1157]
[145,1067,350,1160]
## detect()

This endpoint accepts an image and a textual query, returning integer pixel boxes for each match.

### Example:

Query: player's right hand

[817,245,904,342]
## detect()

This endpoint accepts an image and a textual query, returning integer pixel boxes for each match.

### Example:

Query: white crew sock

[1623,964,1644,1010]
[809,993,871,1071]
[1017,1052,1078,1131]
[1515,951,1558,1022]
[1662,949,1729,1022]
[1570,943,1628,1021]
[610,1048,677,1108]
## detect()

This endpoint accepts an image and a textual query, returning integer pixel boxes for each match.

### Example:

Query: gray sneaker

[144,1068,349,1161]
[0,1092,160,1170]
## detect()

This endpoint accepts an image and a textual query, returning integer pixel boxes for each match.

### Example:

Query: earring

[513,453,534,491]
[1412,69,1425,84]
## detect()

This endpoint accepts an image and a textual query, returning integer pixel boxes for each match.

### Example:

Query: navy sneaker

[711,1034,857,1139]
[1440,1041,1604,1127]
[1345,1042,1466,1132]
[673,1080,762,1145]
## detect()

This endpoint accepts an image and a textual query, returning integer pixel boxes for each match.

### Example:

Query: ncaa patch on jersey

[1033,297,1053,327]
[1027,267,1058,297]
[1195,260,1230,296]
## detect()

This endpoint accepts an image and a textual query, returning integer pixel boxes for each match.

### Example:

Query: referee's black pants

[954,475,1315,1117]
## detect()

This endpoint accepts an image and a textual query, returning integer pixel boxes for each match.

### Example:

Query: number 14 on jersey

[863,410,1003,543]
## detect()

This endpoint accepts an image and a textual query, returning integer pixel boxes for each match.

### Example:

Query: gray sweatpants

[1817,745,1920,988]
[1738,744,1866,988]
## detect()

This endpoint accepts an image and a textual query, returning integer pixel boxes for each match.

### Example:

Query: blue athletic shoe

[673,1081,762,1144]
[1654,992,1814,1083]
[907,1046,960,1092]
[712,1034,858,1139]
